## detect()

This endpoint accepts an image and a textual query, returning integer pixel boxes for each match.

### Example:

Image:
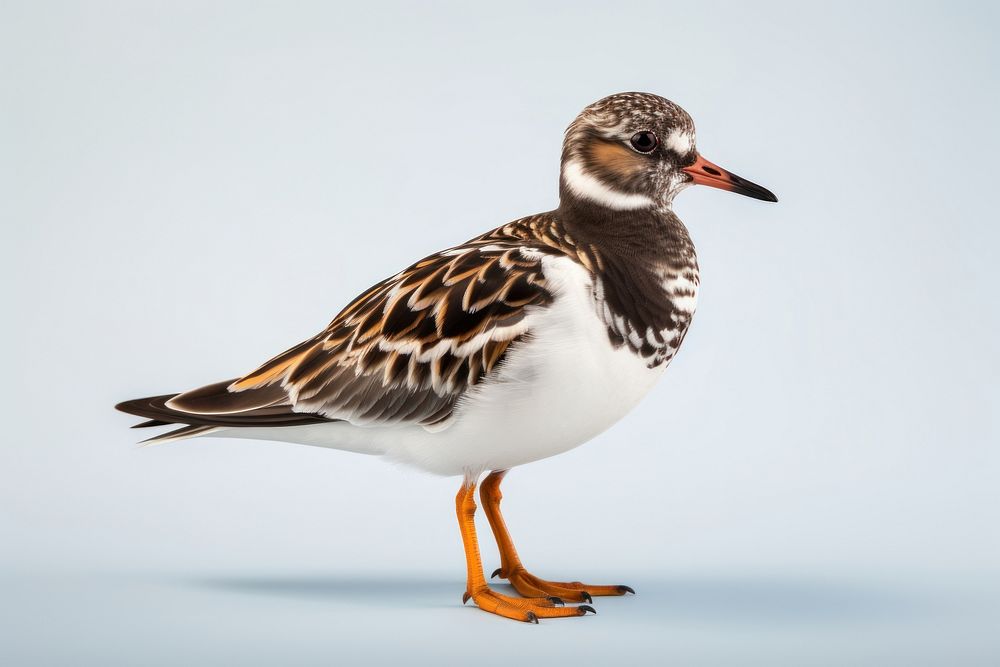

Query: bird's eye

[629,131,658,153]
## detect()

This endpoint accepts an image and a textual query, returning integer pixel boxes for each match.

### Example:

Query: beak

[682,154,778,203]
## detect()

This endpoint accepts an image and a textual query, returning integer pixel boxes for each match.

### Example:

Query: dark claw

[546,596,565,606]
[580,591,593,604]
[462,591,471,604]
[578,605,596,615]
[491,568,503,579]
[526,611,539,624]
[618,585,636,595]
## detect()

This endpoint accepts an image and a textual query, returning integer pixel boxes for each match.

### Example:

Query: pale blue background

[2,1,998,665]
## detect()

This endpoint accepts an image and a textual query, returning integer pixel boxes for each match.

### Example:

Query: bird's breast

[403,255,670,474]
[591,255,699,369]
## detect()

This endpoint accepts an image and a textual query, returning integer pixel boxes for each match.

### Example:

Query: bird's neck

[552,192,699,368]
[556,192,697,272]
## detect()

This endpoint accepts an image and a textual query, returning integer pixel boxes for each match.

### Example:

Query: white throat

[560,159,654,211]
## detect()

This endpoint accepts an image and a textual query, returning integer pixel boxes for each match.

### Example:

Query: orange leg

[457,477,595,623]
[480,470,635,604]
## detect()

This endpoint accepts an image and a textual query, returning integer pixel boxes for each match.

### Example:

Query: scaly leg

[456,476,595,623]
[480,470,635,604]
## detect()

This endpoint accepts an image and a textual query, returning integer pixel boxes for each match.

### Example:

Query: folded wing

[118,238,556,437]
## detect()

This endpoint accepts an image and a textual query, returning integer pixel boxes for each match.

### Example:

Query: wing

[158,238,557,429]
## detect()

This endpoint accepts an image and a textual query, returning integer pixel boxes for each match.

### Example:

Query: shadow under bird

[117,92,777,623]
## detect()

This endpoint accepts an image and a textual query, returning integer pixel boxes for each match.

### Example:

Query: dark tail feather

[132,419,170,429]
[138,424,221,446]
[116,378,334,443]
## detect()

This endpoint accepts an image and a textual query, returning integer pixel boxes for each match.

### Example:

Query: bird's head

[559,92,777,212]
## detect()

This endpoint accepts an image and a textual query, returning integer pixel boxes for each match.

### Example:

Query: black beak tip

[733,176,778,203]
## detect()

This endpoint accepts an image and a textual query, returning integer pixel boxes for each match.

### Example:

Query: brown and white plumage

[117,92,777,623]
[121,218,559,439]
[118,92,776,474]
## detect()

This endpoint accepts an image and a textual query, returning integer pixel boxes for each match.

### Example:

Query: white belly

[215,257,671,476]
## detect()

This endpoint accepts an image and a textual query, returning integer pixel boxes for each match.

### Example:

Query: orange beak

[682,154,778,202]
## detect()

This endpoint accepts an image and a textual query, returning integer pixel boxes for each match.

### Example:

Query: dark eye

[629,131,658,153]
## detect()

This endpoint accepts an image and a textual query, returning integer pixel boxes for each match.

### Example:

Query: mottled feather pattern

[113,90,778,487]
[222,211,699,428]
[219,224,562,427]
[129,211,695,434]
[491,213,698,368]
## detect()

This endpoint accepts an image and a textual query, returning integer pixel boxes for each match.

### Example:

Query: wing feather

[117,218,577,433]
[225,239,558,427]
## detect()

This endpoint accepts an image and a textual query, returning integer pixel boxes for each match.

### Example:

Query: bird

[117,92,777,623]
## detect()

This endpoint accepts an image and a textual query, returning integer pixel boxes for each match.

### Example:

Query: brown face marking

[587,140,645,179]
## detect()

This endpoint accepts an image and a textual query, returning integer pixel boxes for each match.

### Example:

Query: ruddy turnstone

[117,92,776,623]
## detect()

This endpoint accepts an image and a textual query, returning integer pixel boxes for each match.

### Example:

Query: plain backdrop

[2,1,998,665]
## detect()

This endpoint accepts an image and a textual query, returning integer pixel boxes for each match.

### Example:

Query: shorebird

[117,92,777,622]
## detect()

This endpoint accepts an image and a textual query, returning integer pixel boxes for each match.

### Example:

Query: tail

[132,423,222,446]
[116,386,231,445]
[116,378,333,446]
